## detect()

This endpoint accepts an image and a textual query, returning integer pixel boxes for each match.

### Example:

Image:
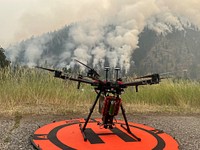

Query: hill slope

[5,25,200,79]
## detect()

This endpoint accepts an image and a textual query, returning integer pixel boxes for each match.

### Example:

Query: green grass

[0,67,96,115]
[0,67,200,116]
[122,79,200,114]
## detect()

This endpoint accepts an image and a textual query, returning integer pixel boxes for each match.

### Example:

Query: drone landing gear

[120,104,141,141]
[79,91,102,141]
[79,91,141,142]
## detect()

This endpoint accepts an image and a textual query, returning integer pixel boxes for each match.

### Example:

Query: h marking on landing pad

[84,127,137,144]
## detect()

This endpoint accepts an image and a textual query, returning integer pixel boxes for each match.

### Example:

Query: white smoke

[5,0,200,72]
[91,45,106,69]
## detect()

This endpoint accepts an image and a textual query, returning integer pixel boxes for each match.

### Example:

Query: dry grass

[0,67,200,116]
[122,79,200,113]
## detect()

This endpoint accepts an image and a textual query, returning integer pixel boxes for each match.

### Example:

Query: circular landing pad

[31,118,179,150]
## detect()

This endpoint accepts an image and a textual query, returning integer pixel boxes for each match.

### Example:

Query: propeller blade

[74,59,93,70]
[133,74,157,79]
[160,69,188,76]
[35,66,63,78]
[160,76,171,80]
[74,59,100,78]
[35,66,57,72]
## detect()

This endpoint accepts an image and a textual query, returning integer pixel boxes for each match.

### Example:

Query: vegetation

[0,67,200,116]
[123,79,200,114]
[6,26,200,79]
[0,47,10,68]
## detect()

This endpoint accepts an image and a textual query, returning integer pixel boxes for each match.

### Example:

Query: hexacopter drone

[36,59,160,142]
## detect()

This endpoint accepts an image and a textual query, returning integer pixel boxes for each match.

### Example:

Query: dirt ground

[0,113,199,150]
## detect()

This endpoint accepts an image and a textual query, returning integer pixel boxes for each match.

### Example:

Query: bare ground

[0,113,199,150]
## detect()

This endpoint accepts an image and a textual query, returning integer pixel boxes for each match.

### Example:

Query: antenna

[104,67,110,82]
[115,68,120,80]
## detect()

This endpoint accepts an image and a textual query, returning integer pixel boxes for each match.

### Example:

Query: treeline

[4,25,200,79]
[0,47,10,68]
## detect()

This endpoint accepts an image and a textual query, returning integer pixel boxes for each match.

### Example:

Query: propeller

[74,59,100,79]
[35,66,57,72]
[35,66,62,78]
[133,73,160,80]
[35,66,95,86]
[132,70,186,80]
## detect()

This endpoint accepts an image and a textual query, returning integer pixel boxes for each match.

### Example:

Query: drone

[36,59,160,142]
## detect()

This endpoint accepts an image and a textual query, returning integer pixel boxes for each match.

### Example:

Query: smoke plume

[5,0,200,73]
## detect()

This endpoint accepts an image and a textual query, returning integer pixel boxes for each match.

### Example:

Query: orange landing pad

[31,118,179,150]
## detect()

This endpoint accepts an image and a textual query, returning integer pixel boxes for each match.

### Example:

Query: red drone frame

[36,59,160,142]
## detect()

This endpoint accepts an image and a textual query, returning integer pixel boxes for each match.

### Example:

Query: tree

[0,47,10,68]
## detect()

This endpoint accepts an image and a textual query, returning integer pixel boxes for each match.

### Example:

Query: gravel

[0,114,199,150]
[127,114,200,150]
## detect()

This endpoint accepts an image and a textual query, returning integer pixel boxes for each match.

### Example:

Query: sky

[2,0,200,70]
[0,0,200,68]
[0,0,107,47]
[1,0,200,48]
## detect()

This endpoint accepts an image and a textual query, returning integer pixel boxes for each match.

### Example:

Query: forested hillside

[5,25,200,79]
[133,27,200,78]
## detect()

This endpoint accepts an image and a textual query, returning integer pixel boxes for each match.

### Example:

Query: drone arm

[121,74,160,92]
[122,79,159,87]
[123,74,160,86]
[58,75,94,85]
[121,80,152,92]
[36,66,94,85]
[122,80,150,87]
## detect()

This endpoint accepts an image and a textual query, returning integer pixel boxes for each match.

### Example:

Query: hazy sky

[2,0,200,70]
[0,0,107,47]
[1,0,200,48]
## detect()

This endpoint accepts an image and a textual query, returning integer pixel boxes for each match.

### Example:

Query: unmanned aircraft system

[31,60,179,150]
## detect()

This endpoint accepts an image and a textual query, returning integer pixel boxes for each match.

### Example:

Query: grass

[0,67,96,115]
[3,111,23,143]
[10,111,22,132]
[122,79,200,113]
[0,67,200,116]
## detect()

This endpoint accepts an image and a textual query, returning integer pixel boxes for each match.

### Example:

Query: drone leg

[120,104,141,141]
[80,90,102,141]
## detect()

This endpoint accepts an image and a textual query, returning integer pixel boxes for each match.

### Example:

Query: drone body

[36,60,160,141]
